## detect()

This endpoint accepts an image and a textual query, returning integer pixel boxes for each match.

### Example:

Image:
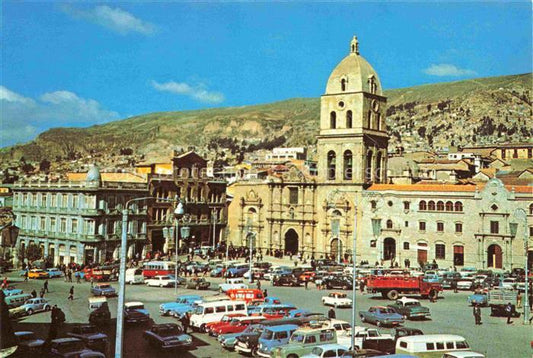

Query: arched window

[327,151,336,180]
[330,111,336,129]
[343,150,353,180]
[346,110,353,128]
[376,113,381,131]
[331,210,342,237]
[375,152,383,183]
[428,201,436,211]
[454,202,463,212]
[386,220,393,229]
[419,200,427,211]
[437,201,444,211]
[445,201,453,211]
[341,79,346,92]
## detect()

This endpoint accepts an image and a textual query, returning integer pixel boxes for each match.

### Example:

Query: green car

[185,278,211,290]
[387,297,431,320]
[271,328,337,358]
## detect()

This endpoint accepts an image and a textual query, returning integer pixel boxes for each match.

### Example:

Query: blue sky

[1,2,531,147]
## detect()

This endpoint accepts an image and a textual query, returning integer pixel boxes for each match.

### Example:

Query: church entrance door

[284,229,299,255]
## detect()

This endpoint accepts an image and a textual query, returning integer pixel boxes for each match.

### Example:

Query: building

[461,143,533,161]
[265,147,307,161]
[227,36,533,269]
[12,166,149,266]
[147,151,228,253]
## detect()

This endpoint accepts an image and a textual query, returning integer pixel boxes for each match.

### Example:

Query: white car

[145,275,177,287]
[301,344,348,358]
[456,278,474,290]
[500,278,516,290]
[324,319,352,336]
[219,277,248,292]
[322,292,352,308]
[12,298,51,316]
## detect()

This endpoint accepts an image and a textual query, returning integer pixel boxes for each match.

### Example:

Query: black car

[272,273,300,286]
[67,325,108,353]
[391,327,424,342]
[14,331,44,354]
[441,272,461,289]
[322,276,353,290]
[143,323,193,350]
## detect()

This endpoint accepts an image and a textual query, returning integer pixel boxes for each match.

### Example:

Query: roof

[367,183,532,194]
[198,300,243,307]
[265,324,299,332]
[397,334,466,343]
[66,172,146,183]
[310,343,348,350]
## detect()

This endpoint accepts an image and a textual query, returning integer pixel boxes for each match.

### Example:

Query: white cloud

[0,87,120,147]
[151,80,225,104]
[423,64,477,77]
[61,5,156,35]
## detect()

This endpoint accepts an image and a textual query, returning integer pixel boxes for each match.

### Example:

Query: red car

[211,316,267,337]
[299,271,316,282]
[206,313,246,335]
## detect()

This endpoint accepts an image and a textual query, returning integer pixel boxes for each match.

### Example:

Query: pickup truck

[337,326,395,352]
[487,289,520,317]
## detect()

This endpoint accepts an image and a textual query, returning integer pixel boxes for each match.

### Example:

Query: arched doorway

[284,229,299,255]
[330,238,342,262]
[384,238,396,261]
[151,230,165,252]
[487,244,502,269]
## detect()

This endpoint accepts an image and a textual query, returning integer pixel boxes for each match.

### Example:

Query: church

[227,37,532,270]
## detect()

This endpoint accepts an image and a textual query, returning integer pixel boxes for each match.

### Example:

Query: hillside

[1,73,531,167]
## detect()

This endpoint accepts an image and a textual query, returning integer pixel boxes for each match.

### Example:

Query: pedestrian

[304,279,309,290]
[68,270,72,282]
[44,280,49,293]
[327,307,336,319]
[473,304,481,325]
[516,291,522,308]
[68,286,74,300]
[263,288,268,298]
[452,279,458,293]
[31,289,37,298]
[76,272,81,284]
[24,271,28,282]
[40,288,45,298]
[180,312,190,334]
[505,302,513,324]
[90,276,95,288]
[359,280,365,294]
[256,280,261,290]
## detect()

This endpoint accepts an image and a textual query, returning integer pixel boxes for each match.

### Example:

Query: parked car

[272,273,300,287]
[256,324,301,358]
[211,316,267,337]
[143,323,193,350]
[2,286,23,296]
[322,292,353,308]
[145,275,178,288]
[218,323,263,350]
[67,325,108,353]
[441,272,462,289]
[359,306,404,327]
[206,313,247,335]
[442,351,485,358]
[91,283,116,296]
[301,343,349,358]
[340,349,388,357]
[456,278,475,290]
[467,292,488,307]
[12,297,51,316]
[227,263,250,277]
[500,278,517,290]
[271,328,337,358]
[322,276,353,290]
[210,265,225,277]
[46,268,63,278]
[49,337,105,357]
[28,269,49,279]
[387,297,431,320]
[186,277,211,290]
[391,327,424,342]
[14,331,45,353]
[219,277,248,292]
[159,294,202,316]
[124,301,151,324]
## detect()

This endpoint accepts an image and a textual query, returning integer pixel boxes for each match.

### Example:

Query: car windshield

[262,330,274,340]
[383,308,395,314]
[127,304,144,310]
[157,327,180,337]
[194,306,203,314]
[54,341,85,353]
[99,285,110,289]
[405,302,420,306]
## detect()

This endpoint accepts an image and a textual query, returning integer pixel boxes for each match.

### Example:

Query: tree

[21,244,42,262]
[21,162,35,174]
[418,126,427,138]
[39,158,51,173]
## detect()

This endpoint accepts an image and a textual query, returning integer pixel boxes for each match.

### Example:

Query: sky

[1,1,531,148]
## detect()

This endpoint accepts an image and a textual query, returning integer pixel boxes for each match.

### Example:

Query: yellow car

[28,269,49,279]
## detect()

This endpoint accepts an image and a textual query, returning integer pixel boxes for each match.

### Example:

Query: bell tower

[316,36,389,186]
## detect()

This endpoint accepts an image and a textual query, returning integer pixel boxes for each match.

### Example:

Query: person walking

[359,280,365,294]
[44,280,49,293]
[90,276,95,288]
[24,271,28,282]
[505,302,513,324]
[516,291,522,309]
[327,307,336,319]
[263,288,268,298]
[31,289,37,298]
[180,312,190,334]
[76,272,81,284]
[304,279,309,290]
[68,286,74,300]
[452,279,458,293]
[40,288,45,298]
[473,304,482,325]
[256,280,261,290]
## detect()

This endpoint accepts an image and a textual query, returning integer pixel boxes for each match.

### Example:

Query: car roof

[312,343,347,350]
[370,306,389,309]
[177,294,201,299]
[397,297,419,303]
[125,301,143,306]
[443,352,485,357]
[14,331,34,335]
[266,324,299,331]
[199,300,243,307]
[398,334,466,343]
[52,337,82,343]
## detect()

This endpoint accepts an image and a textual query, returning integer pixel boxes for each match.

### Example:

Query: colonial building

[12,166,149,265]
[227,36,533,269]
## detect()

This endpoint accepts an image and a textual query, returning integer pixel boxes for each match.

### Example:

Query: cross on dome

[350,36,359,55]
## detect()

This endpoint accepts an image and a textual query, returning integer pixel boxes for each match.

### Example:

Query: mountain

[1,73,531,165]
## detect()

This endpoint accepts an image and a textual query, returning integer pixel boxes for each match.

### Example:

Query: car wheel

[322,300,326,305]
[287,354,298,358]
[219,287,223,293]
[160,283,164,288]
[376,321,382,327]
[45,305,51,311]
[200,324,207,333]
[360,315,365,322]
[27,309,33,315]
[387,290,399,300]
[402,315,407,320]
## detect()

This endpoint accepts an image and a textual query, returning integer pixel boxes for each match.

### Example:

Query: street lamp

[174,200,185,295]
[212,209,217,251]
[371,218,382,264]
[510,208,529,325]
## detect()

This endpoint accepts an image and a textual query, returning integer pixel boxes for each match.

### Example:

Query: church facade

[227,37,533,270]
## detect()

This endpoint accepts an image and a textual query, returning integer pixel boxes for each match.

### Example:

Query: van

[396,334,472,358]
[88,296,108,313]
[190,300,247,333]
[5,293,32,308]
[256,324,299,357]
[125,268,144,284]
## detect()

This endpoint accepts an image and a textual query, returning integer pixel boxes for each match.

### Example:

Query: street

[7,273,531,358]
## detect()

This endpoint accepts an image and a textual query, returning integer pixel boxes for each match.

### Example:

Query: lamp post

[212,209,217,251]
[174,201,185,295]
[510,208,529,325]
[371,218,382,264]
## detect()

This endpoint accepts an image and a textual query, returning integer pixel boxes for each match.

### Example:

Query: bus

[226,289,265,303]
[142,261,176,278]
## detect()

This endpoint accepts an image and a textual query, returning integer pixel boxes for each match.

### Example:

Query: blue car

[46,268,63,278]
[159,294,202,317]
[468,292,488,307]
[359,306,405,327]
[227,263,250,277]
[285,309,311,318]
[219,324,263,350]
[91,284,116,297]
[256,324,299,358]
[2,287,23,296]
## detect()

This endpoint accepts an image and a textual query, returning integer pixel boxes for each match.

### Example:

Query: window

[327,151,336,180]
[73,195,79,208]
[343,150,353,180]
[435,244,445,259]
[276,331,288,339]
[62,194,68,208]
[446,342,454,349]
[436,342,445,350]
[60,218,67,233]
[289,188,299,205]
[403,242,410,250]
[403,201,410,210]
[72,219,78,234]
[419,201,427,211]
[490,221,499,234]
[387,200,393,207]
[51,194,57,207]
[386,220,393,229]
[330,111,336,129]
[528,148,532,158]
[501,149,506,159]
[304,336,316,344]
[455,223,463,233]
[370,200,377,210]
[513,149,518,158]
[319,331,334,342]
[324,350,336,358]
[346,110,352,128]
[215,306,226,313]
[204,307,214,314]
[454,245,464,266]
[456,341,469,349]
[437,222,444,232]
[437,201,444,211]
[428,201,436,211]
[419,221,426,231]
[405,221,409,227]
[235,304,245,310]
[341,78,346,91]
[50,217,56,231]
[227,305,234,312]
[529,203,533,215]
[445,201,453,211]
[454,202,463,212]
[400,342,408,349]
[426,343,435,350]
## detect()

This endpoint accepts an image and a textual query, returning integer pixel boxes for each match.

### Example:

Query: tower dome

[86,164,102,184]
[325,36,382,95]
